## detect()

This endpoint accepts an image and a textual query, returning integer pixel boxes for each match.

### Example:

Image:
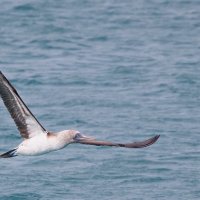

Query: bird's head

[61,129,94,144]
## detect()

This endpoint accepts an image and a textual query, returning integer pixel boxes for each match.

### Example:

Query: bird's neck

[57,130,74,145]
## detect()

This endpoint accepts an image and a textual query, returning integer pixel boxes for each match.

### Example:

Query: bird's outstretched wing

[75,134,160,148]
[0,71,47,139]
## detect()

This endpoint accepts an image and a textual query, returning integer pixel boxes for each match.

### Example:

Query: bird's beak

[74,133,95,143]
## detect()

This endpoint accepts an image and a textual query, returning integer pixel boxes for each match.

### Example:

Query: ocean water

[0,0,200,199]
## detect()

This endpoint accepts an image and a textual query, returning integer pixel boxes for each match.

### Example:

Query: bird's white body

[16,131,74,156]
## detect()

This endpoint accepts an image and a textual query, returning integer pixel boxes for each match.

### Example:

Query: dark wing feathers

[0,80,28,138]
[0,71,47,139]
[78,135,160,148]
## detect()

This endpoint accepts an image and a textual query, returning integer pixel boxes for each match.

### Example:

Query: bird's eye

[74,133,81,139]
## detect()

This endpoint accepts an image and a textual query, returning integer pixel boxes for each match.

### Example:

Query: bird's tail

[0,148,17,158]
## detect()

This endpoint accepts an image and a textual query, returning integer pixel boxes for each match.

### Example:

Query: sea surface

[0,0,200,199]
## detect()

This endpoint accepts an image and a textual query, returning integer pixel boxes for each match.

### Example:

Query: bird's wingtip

[0,71,4,77]
[155,134,160,140]
[150,134,160,145]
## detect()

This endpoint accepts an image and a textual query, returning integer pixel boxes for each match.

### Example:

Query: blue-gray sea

[0,0,200,199]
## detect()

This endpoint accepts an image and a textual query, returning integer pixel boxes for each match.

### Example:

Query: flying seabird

[0,71,159,158]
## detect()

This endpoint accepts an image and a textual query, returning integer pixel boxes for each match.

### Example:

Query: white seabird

[0,71,159,158]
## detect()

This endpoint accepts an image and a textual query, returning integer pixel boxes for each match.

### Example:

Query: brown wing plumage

[0,71,47,139]
[77,135,160,148]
